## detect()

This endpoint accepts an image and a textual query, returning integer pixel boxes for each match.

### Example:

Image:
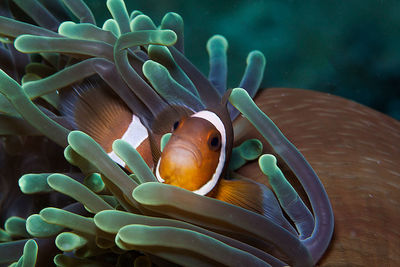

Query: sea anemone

[0,0,334,266]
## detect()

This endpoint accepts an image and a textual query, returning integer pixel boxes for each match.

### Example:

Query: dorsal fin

[59,77,150,159]
[72,78,133,152]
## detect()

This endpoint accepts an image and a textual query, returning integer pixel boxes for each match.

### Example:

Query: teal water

[86,0,400,120]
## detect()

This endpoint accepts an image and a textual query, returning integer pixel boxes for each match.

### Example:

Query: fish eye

[172,120,180,131]
[208,132,221,151]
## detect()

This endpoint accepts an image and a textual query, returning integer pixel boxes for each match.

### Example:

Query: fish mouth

[166,140,202,168]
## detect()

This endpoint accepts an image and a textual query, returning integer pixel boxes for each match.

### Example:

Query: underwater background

[85,0,400,120]
[0,0,399,265]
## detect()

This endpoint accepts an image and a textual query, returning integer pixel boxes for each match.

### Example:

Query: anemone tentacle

[61,0,96,24]
[229,88,334,262]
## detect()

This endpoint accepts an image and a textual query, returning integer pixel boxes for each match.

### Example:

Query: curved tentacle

[229,51,266,120]
[207,35,228,96]
[95,210,286,266]
[106,0,130,35]
[148,44,200,98]
[229,88,334,263]
[117,224,269,267]
[0,15,60,39]
[14,35,115,60]
[58,22,116,45]
[132,182,313,266]
[0,69,69,146]
[259,154,314,239]
[113,30,176,119]
[160,12,184,53]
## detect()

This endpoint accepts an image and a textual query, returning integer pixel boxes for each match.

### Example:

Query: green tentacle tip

[161,12,183,26]
[116,30,176,51]
[107,0,128,14]
[94,210,121,233]
[39,207,59,223]
[228,139,262,171]
[107,0,127,8]
[13,35,33,52]
[107,0,132,34]
[258,154,278,175]
[4,216,29,238]
[130,14,156,31]
[229,87,250,103]
[247,50,266,65]
[67,131,108,163]
[160,133,171,152]
[58,21,75,36]
[47,173,113,213]
[148,44,173,60]
[56,232,88,251]
[130,10,143,21]
[207,35,228,53]
[26,214,63,237]
[132,182,174,206]
[46,173,70,191]
[142,60,168,82]
[238,139,263,160]
[67,130,90,148]
[117,224,150,245]
[64,145,96,173]
[67,130,103,158]
[22,239,38,267]
[19,173,53,194]
[21,73,41,84]
[64,145,82,165]
[112,139,157,183]
[156,30,177,46]
[142,59,200,108]
[84,173,105,193]
[102,19,120,36]
[132,182,155,204]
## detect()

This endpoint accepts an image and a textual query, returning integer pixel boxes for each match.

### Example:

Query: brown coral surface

[235,88,400,266]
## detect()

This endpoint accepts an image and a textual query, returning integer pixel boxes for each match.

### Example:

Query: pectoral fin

[211,178,297,234]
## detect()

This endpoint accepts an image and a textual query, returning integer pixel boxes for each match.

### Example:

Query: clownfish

[155,93,279,216]
[156,107,232,196]
[61,77,279,217]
